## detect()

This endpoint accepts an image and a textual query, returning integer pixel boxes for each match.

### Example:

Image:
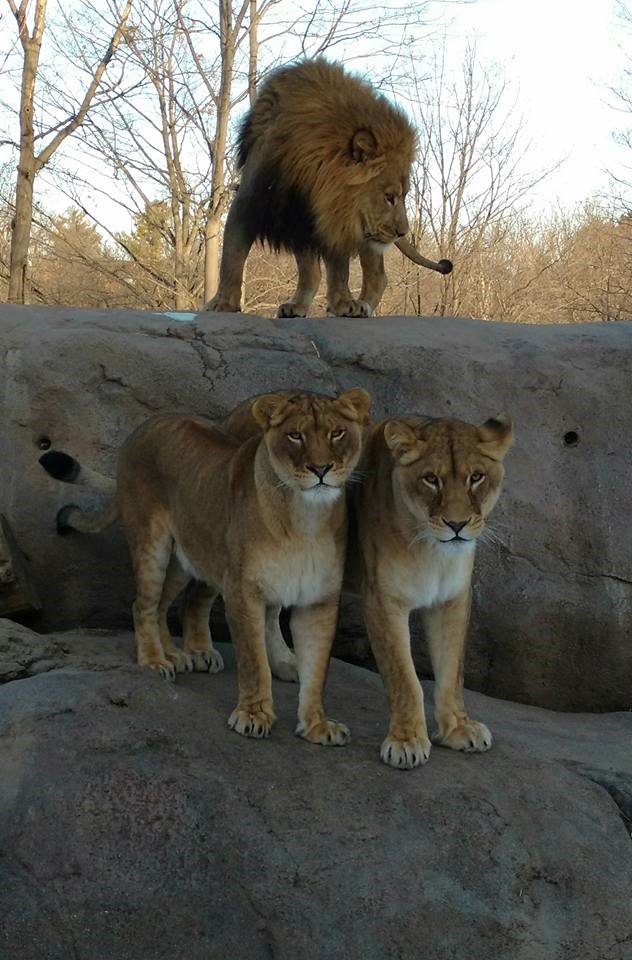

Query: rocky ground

[1,619,631,960]
[2,305,632,710]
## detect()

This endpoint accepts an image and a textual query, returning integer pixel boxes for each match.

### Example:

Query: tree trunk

[204,212,222,302]
[8,27,42,304]
[203,0,243,303]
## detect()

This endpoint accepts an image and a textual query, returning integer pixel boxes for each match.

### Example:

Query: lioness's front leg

[324,251,373,317]
[423,589,491,753]
[291,599,350,746]
[223,585,275,738]
[364,591,431,769]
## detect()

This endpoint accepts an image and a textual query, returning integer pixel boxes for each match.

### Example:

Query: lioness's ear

[478,413,513,461]
[334,388,372,424]
[251,394,291,429]
[350,128,377,164]
[383,419,425,465]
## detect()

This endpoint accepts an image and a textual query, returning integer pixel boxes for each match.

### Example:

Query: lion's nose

[443,518,467,534]
[307,463,333,480]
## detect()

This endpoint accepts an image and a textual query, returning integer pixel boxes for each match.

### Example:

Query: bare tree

[2,0,133,303]
[403,42,555,317]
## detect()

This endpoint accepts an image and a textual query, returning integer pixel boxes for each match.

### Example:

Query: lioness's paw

[142,660,176,682]
[228,707,275,739]
[204,295,241,313]
[188,648,224,673]
[296,718,350,746]
[270,653,299,683]
[435,720,492,753]
[277,301,307,319]
[166,649,194,674]
[327,298,373,318]
[380,734,431,770]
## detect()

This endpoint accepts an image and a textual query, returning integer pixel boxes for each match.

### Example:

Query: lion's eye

[385,193,397,206]
[287,432,303,443]
[422,473,439,488]
[470,472,486,486]
[331,428,346,441]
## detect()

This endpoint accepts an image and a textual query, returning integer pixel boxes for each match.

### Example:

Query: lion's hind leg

[204,192,255,313]
[324,251,373,318]
[128,520,177,681]
[277,250,321,319]
[265,605,298,682]
[156,555,195,675]
[359,245,387,314]
[182,581,224,674]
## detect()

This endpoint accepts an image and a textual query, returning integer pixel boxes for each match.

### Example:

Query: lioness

[348,414,513,769]
[40,389,371,745]
[205,58,451,319]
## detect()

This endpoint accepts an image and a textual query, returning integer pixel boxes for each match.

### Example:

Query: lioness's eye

[385,193,397,206]
[331,428,346,441]
[422,473,439,487]
[287,432,302,443]
[470,472,486,486]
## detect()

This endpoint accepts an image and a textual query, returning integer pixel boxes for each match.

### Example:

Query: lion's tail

[39,450,119,536]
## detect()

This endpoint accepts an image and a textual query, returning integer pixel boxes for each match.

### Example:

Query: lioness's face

[252,390,371,500]
[384,416,513,546]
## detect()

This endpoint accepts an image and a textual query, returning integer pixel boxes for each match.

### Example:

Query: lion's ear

[251,394,291,429]
[350,128,378,164]
[383,420,425,465]
[478,414,513,461]
[334,388,372,424]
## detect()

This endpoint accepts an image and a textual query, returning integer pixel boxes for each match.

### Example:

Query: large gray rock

[1,619,631,960]
[1,304,632,710]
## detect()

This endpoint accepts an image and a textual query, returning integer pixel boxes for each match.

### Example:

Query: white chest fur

[387,540,475,611]
[255,493,344,608]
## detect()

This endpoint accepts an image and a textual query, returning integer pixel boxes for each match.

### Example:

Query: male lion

[39,389,371,746]
[347,414,513,769]
[205,58,452,319]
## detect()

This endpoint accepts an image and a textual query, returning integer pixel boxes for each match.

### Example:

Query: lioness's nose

[443,518,467,534]
[307,463,333,480]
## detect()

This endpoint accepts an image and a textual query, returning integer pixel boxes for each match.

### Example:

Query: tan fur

[204,58,418,318]
[346,414,513,768]
[59,390,371,746]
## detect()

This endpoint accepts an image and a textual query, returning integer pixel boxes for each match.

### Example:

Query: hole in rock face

[563,430,579,447]
[36,436,51,451]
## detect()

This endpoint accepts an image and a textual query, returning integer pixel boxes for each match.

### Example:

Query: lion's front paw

[380,734,431,770]
[166,649,194,674]
[435,720,492,753]
[204,295,241,313]
[141,659,176,682]
[327,297,373,318]
[277,301,308,319]
[296,718,350,746]
[228,705,275,739]
[188,647,224,673]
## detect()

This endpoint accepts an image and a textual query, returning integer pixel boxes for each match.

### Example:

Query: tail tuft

[40,451,81,483]
[56,505,79,536]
